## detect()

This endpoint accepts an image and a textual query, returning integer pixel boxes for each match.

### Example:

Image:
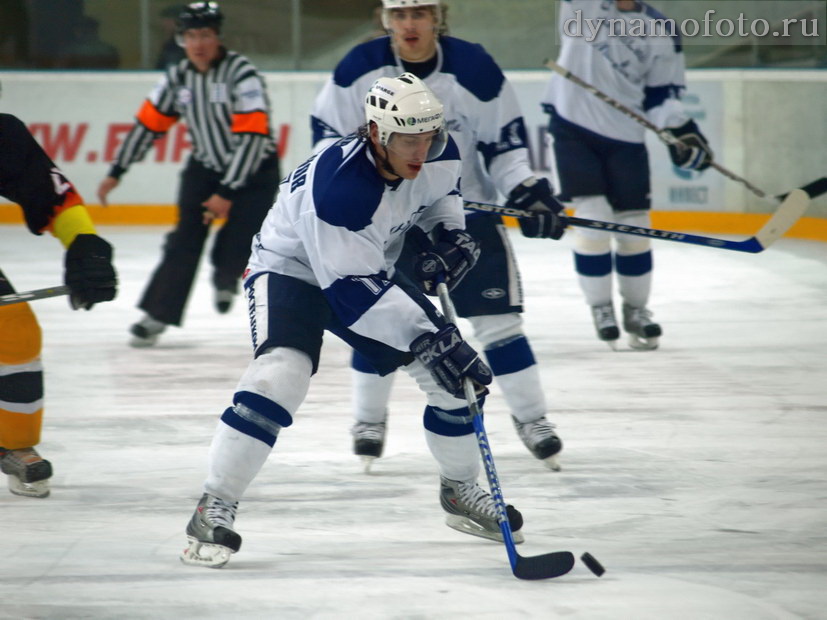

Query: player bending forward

[311,0,568,473]
[181,74,526,569]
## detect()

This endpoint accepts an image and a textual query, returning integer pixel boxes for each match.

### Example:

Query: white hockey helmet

[380,0,441,30]
[364,72,447,160]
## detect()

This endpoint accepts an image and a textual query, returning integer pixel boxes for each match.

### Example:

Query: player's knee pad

[0,303,42,365]
[422,403,477,437]
[232,347,313,433]
[403,357,472,412]
[614,210,652,255]
[572,195,613,253]
[466,313,523,348]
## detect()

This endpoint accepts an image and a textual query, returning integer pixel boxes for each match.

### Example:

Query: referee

[97,1,280,347]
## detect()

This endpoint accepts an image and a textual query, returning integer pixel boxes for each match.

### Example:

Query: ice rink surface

[1,225,826,620]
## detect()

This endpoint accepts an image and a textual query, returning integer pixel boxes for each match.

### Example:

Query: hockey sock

[205,419,274,502]
[484,336,547,423]
[351,364,395,425]
[0,298,45,449]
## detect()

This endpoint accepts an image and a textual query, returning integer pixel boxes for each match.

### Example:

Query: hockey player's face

[387,7,438,62]
[181,27,221,71]
[385,131,436,179]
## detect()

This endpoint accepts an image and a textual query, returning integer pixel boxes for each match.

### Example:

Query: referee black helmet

[177,2,224,34]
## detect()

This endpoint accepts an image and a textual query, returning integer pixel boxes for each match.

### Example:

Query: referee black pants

[138,156,279,326]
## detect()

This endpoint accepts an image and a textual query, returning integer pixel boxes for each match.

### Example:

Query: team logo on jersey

[419,258,440,274]
[482,288,505,299]
[176,87,192,106]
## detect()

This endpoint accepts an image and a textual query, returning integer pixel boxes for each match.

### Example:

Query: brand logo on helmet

[406,117,417,126]
[374,85,395,97]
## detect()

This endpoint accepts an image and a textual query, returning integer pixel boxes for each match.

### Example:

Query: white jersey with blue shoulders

[542,0,690,143]
[247,133,464,352]
[310,35,534,206]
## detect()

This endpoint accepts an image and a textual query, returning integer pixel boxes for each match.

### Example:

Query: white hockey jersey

[310,36,534,206]
[247,134,464,352]
[542,0,690,143]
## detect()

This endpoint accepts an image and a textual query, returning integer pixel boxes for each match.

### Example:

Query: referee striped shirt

[109,49,276,197]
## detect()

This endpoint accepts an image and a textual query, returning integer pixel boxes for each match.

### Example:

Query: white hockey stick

[546,59,827,204]
[434,280,576,580]
[0,285,70,307]
[465,187,810,253]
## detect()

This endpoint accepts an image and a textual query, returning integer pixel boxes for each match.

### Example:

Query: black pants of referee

[138,156,279,326]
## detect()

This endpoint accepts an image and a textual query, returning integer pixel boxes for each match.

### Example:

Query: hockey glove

[664,119,713,171]
[410,324,492,399]
[412,227,481,295]
[505,178,567,240]
[65,234,117,310]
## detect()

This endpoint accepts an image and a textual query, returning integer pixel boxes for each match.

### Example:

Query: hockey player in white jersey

[543,0,713,349]
[181,74,529,568]
[311,0,568,473]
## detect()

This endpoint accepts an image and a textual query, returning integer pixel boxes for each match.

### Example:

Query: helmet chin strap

[370,140,402,179]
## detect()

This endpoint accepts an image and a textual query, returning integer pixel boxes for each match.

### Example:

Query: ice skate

[129,315,166,348]
[180,493,242,568]
[622,303,662,350]
[0,447,52,498]
[512,416,563,471]
[214,289,235,314]
[351,421,386,473]
[590,303,620,350]
[439,476,524,544]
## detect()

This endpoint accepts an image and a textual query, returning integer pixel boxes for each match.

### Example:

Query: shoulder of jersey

[429,133,460,165]
[333,37,396,88]
[439,36,504,102]
[311,139,385,232]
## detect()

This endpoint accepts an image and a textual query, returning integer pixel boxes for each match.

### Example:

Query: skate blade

[180,537,233,568]
[8,476,50,498]
[359,455,377,474]
[605,339,619,351]
[129,335,159,348]
[445,515,525,544]
[628,334,659,350]
[542,455,562,472]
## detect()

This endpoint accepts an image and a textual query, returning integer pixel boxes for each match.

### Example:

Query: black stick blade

[513,551,575,580]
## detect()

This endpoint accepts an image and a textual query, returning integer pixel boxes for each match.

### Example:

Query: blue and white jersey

[310,36,534,206]
[247,134,464,352]
[542,0,690,143]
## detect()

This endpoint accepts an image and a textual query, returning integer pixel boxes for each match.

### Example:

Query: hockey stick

[0,285,70,307]
[465,188,810,253]
[434,280,575,580]
[546,59,827,203]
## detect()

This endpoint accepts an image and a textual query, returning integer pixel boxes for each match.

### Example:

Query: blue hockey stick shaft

[434,281,574,580]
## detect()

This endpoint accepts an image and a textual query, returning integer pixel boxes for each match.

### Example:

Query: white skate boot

[512,416,563,471]
[591,303,620,350]
[622,303,662,350]
[180,493,242,568]
[439,477,524,544]
[351,420,386,473]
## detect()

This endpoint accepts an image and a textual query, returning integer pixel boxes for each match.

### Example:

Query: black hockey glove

[410,324,492,399]
[412,227,481,295]
[664,119,713,171]
[505,177,567,240]
[65,234,117,310]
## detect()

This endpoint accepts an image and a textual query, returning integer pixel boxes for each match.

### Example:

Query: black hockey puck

[580,552,605,577]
